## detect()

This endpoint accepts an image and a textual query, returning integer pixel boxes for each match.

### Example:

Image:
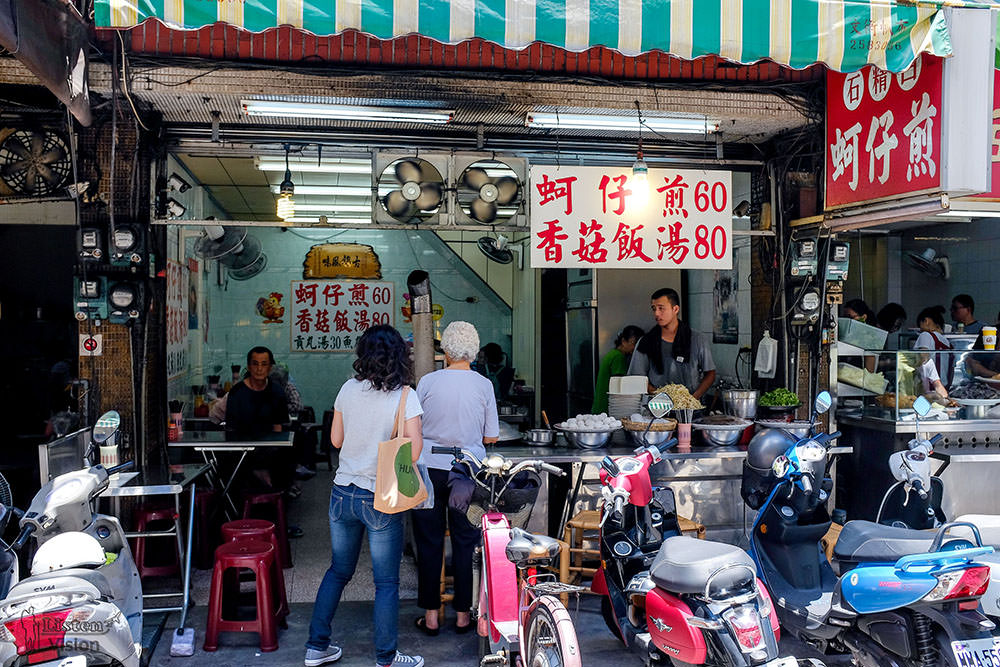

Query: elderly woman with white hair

[412,321,499,636]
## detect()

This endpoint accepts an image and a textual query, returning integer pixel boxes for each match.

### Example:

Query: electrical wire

[117,32,151,133]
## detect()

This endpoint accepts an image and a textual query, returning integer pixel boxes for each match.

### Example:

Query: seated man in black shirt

[226,346,290,490]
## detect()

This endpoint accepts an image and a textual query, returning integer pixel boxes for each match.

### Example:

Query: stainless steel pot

[523,428,555,444]
[723,390,759,419]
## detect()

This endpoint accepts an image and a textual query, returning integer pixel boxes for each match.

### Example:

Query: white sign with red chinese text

[289,280,395,352]
[825,55,943,209]
[166,260,188,379]
[529,166,732,270]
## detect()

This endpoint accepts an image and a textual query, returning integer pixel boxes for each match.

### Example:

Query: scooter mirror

[92,411,121,445]
[913,395,932,418]
[814,391,832,415]
[648,393,674,419]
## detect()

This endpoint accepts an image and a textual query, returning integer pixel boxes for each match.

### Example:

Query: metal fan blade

[415,183,442,211]
[495,177,520,206]
[35,164,56,185]
[30,132,43,158]
[463,167,491,190]
[395,159,423,184]
[38,148,66,165]
[384,191,417,219]
[471,199,498,223]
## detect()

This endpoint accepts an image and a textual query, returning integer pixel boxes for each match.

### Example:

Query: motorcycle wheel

[524,601,580,667]
[600,596,624,641]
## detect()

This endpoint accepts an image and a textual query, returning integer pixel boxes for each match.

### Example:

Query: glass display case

[836,347,1000,422]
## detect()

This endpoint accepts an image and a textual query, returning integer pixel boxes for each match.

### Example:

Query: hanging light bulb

[276,146,295,220]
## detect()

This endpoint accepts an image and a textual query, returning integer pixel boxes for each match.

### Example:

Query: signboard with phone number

[529,166,732,270]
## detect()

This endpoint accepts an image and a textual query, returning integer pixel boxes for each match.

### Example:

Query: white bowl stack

[607,376,648,419]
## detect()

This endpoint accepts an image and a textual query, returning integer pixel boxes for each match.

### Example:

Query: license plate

[952,637,1000,667]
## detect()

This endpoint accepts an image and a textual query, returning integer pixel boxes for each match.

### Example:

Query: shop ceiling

[79,60,813,223]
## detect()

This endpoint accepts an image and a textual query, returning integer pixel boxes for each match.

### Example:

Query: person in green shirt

[592,325,645,414]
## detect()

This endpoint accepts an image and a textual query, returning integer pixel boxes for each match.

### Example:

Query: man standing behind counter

[628,288,716,400]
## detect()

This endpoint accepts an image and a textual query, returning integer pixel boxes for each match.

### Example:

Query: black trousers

[412,467,482,612]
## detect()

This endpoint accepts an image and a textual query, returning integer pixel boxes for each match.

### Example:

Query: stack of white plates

[608,392,643,419]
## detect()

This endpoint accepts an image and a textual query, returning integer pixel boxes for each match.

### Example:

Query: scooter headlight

[796,441,825,462]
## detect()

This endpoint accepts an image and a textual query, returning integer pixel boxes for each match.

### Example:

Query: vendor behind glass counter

[627,288,716,399]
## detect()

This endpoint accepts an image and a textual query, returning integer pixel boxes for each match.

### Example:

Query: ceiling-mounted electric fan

[193,225,268,281]
[376,158,445,223]
[456,159,522,224]
[905,247,950,280]
[477,235,514,265]
[0,129,72,196]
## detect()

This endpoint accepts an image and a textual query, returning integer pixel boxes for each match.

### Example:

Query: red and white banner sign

[826,55,943,209]
[972,68,1000,201]
[166,260,188,379]
[529,166,732,270]
[290,280,394,352]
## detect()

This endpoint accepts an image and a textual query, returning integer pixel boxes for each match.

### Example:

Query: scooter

[0,411,143,667]
[745,391,1000,667]
[594,393,799,667]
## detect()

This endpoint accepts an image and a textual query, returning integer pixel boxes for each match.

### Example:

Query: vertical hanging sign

[166,260,189,379]
[290,280,395,352]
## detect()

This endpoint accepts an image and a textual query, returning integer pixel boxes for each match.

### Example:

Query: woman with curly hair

[412,321,499,636]
[305,325,425,667]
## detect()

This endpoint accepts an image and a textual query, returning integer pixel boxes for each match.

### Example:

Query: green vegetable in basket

[759,388,800,407]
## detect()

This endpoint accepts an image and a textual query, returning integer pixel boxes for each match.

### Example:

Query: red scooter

[592,394,796,667]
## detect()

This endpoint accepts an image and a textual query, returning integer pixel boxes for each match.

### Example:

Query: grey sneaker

[376,651,424,667]
[305,645,343,666]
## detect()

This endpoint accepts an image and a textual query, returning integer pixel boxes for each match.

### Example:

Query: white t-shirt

[417,369,500,471]
[913,330,951,386]
[333,378,423,492]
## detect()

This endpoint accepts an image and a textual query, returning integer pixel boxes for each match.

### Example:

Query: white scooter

[0,411,143,667]
[875,396,1000,621]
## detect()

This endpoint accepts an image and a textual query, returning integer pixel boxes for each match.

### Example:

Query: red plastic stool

[242,492,292,568]
[220,519,289,618]
[203,540,283,652]
[132,505,180,579]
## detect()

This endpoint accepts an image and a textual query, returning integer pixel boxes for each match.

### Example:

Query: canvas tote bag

[374,386,429,514]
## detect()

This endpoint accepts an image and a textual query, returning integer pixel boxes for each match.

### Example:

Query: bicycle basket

[465,469,541,529]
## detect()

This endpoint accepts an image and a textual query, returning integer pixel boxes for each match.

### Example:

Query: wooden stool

[203,540,285,652]
[242,491,292,568]
[132,505,180,579]
[438,530,454,620]
[677,516,707,540]
[562,510,601,583]
[220,519,289,620]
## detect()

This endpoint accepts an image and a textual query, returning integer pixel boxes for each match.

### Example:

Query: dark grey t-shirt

[627,330,716,392]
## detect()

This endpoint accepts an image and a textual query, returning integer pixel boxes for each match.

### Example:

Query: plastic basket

[838,318,887,350]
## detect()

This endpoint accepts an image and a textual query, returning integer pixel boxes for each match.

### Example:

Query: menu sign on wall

[166,260,188,379]
[971,68,1000,201]
[290,280,394,352]
[529,166,732,270]
[826,54,943,209]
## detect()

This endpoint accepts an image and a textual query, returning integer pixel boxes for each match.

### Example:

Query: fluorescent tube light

[254,157,372,174]
[285,217,373,225]
[242,100,454,124]
[290,204,372,213]
[526,112,719,134]
[940,210,1000,218]
[270,185,371,196]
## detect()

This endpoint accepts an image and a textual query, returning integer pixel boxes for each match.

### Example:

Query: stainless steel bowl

[523,428,554,444]
[557,428,616,449]
[701,428,743,446]
[755,420,811,439]
[627,429,675,448]
[723,390,759,419]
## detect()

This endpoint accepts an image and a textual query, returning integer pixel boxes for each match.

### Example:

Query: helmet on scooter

[746,428,797,474]
[30,532,106,575]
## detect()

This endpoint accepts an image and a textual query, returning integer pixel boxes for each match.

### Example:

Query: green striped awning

[95,0,995,72]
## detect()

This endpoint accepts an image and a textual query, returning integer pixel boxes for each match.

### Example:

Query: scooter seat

[833,520,936,563]
[7,567,113,600]
[505,527,562,568]
[650,536,756,596]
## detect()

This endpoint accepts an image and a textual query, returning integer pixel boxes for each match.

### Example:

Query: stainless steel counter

[838,414,1000,435]
[491,443,850,462]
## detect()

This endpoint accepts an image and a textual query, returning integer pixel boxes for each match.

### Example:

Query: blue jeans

[307,484,403,665]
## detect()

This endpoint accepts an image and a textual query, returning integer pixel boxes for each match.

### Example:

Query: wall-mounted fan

[193,225,268,281]
[376,158,445,223]
[477,235,514,264]
[0,129,72,196]
[456,158,523,225]
[906,247,950,280]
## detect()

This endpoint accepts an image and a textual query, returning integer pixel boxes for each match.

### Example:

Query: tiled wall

[176,226,512,413]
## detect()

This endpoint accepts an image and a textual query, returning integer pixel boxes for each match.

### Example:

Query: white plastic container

[755,330,777,379]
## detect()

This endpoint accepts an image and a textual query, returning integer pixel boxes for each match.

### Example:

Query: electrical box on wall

[826,242,850,281]
[79,228,103,262]
[74,277,108,321]
[790,239,818,277]
[107,282,143,323]
[109,224,146,268]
